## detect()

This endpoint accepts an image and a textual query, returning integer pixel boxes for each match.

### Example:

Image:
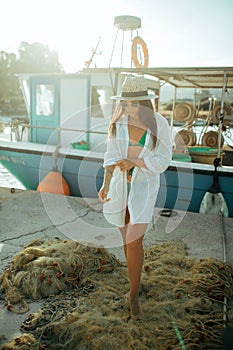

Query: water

[0,125,26,190]
[0,164,25,190]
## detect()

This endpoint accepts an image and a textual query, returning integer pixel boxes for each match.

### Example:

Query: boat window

[21,78,30,111]
[91,86,104,118]
[91,86,113,118]
[36,84,55,116]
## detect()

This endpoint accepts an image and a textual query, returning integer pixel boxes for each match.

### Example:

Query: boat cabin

[19,70,160,152]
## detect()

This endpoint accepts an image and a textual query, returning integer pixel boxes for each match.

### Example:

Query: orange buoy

[37,170,70,195]
[131,36,149,68]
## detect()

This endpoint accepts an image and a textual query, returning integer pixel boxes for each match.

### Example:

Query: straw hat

[111,76,158,101]
[201,130,224,148]
[212,103,232,125]
[174,102,194,123]
[175,129,196,146]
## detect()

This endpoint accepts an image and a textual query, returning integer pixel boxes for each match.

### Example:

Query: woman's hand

[116,159,135,172]
[117,158,146,171]
[98,165,114,203]
[98,185,111,203]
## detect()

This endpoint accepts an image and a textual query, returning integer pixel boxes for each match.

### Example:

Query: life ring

[131,36,149,68]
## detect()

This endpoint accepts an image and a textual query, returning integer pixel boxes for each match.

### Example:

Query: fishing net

[0,238,120,313]
[0,239,233,350]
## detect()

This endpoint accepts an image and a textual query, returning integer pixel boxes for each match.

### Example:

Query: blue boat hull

[159,166,233,216]
[0,148,104,198]
[0,147,233,217]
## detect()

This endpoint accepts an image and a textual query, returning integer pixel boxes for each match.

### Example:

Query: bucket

[188,146,224,165]
[172,153,192,162]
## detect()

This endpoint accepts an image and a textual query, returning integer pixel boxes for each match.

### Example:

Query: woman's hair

[108,99,157,148]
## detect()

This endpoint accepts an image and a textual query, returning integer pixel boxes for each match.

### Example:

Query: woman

[98,76,172,319]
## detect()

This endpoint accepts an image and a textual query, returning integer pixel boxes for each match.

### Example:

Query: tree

[0,42,64,115]
[17,42,64,73]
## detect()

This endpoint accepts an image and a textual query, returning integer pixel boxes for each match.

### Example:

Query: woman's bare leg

[119,221,132,304]
[119,226,127,259]
[118,206,148,317]
[125,223,147,319]
[119,207,130,259]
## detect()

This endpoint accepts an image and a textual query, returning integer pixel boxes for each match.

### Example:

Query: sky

[1,0,233,72]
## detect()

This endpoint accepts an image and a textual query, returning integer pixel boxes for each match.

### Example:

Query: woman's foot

[124,284,142,304]
[123,291,143,319]
[130,295,143,320]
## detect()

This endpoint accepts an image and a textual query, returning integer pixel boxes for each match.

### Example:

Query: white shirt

[103,113,172,227]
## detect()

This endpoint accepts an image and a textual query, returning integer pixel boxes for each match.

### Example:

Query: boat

[0,17,233,218]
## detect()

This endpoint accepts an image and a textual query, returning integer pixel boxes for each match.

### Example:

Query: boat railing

[1,120,108,150]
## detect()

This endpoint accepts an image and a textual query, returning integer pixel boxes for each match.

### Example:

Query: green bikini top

[128,130,147,147]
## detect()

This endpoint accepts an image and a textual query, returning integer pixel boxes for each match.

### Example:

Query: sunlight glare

[1,0,233,71]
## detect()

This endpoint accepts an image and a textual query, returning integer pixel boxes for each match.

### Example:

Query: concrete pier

[0,186,233,344]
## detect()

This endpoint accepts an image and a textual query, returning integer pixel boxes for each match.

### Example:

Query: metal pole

[171,86,177,130]
[109,28,119,68]
[121,30,124,67]
[218,71,227,160]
